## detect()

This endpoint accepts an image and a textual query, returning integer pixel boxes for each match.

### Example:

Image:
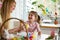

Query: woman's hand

[8,29,15,34]
[8,28,18,34]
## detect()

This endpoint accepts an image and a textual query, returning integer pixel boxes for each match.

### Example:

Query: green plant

[32,1,44,9]
[51,0,56,2]
[46,36,54,39]
[32,1,37,5]
[38,4,44,9]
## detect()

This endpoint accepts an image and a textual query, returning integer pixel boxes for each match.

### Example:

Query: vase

[54,20,58,25]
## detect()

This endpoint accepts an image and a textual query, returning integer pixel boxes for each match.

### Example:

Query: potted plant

[45,29,55,40]
[54,12,58,25]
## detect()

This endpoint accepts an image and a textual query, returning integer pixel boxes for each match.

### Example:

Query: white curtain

[11,0,24,19]
[9,0,27,28]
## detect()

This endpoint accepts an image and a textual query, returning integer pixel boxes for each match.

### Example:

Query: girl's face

[28,13,36,22]
[10,2,16,12]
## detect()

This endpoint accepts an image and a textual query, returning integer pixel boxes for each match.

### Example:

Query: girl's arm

[23,26,26,31]
[37,23,41,35]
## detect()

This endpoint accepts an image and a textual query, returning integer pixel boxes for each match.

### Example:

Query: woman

[1,0,16,29]
[0,0,16,40]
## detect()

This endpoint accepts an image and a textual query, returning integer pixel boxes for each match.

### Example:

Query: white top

[8,20,20,30]
[3,20,20,39]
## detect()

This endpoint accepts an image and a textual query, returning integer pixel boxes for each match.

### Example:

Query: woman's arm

[8,24,26,34]
[8,27,20,34]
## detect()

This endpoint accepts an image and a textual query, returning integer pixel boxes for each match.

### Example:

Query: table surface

[39,34,50,40]
[40,23,60,28]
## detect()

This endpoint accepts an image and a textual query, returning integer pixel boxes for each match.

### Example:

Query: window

[11,0,60,21]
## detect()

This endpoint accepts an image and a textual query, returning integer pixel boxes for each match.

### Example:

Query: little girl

[26,11,41,40]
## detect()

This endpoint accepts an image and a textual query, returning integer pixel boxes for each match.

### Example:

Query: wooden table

[40,23,60,28]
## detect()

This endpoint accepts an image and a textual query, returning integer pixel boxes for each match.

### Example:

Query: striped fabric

[26,21,41,32]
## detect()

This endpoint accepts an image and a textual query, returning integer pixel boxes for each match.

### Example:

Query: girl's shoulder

[34,22,40,27]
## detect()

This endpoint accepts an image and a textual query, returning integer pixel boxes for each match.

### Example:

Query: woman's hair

[1,0,16,29]
[37,15,41,24]
[29,11,38,21]
[0,0,4,2]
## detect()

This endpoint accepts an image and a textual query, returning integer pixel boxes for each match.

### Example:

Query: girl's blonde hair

[1,0,16,29]
[29,11,38,21]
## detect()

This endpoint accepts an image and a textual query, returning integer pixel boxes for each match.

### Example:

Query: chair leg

[53,33,58,40]
[58,28,60,40]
